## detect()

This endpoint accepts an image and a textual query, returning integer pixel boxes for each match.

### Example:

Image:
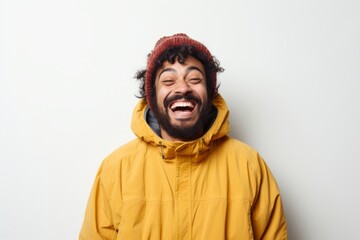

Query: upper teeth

[170,102,194,110]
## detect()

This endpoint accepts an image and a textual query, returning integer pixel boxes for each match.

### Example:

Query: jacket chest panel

[116,150,253,239]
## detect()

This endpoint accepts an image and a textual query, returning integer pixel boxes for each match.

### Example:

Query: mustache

[164,93,202,108]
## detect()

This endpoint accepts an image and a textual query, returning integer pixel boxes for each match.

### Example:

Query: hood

[130,94,230,161]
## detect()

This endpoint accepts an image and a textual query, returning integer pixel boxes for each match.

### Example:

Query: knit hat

[145,33,216,109]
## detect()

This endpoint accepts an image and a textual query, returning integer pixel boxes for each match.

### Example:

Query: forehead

[156,56,205,75]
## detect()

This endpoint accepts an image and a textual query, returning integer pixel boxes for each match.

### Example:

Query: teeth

[170,102,194,110]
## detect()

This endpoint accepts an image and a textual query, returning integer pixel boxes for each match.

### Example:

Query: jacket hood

[130,94,230,161]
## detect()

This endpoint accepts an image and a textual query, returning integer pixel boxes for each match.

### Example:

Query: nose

[174,79,192,94]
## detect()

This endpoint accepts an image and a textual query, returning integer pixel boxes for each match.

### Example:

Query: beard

[151,93,212,141]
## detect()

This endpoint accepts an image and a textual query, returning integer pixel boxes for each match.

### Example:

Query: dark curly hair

[134,45,224,102]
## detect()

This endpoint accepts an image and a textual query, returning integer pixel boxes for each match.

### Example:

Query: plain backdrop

[1,0,359,239]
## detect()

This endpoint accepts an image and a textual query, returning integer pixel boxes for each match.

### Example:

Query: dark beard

[151,93,212,141]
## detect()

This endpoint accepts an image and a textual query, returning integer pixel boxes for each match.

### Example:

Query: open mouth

[169,101,195,112]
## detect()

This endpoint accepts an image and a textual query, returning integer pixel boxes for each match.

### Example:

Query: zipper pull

[159,141,165,159]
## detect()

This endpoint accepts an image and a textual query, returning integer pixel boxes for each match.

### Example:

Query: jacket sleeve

[251,154,288,240]
[79,165,117,240]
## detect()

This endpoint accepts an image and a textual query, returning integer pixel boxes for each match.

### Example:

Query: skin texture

[153,56,210,142]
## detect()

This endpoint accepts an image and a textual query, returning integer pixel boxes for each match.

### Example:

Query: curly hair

[134,45,224,102]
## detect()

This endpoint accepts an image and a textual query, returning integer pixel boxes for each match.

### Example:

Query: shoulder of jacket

[98,138,146,172]
[217,137,265,170]
[218,137,258,155]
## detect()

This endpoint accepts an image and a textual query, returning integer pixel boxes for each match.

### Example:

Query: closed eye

[188,78,203,84]
[162,79,175,85]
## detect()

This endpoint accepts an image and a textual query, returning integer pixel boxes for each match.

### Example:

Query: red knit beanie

[145,33,216,109]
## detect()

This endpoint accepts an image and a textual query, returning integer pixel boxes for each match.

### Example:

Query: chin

[172,120,198,128]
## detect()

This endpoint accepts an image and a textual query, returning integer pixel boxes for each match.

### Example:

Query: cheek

[156,88,168,107]
[195,85,208,103]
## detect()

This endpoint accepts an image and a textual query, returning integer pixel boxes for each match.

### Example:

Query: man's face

[152,56,210,141]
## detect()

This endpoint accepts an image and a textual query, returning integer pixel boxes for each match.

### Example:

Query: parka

[79,94,288,240]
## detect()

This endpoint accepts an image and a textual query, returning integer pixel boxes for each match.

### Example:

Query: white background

[1,0,359,239]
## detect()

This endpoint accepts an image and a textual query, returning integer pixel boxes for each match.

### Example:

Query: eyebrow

[158,66,205,79]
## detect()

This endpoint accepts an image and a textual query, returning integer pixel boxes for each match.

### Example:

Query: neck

[160,127,203,142]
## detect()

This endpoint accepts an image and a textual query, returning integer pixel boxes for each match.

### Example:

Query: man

[79,33,288,239]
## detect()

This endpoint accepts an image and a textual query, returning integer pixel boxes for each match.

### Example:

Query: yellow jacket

[79,95,287,240]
